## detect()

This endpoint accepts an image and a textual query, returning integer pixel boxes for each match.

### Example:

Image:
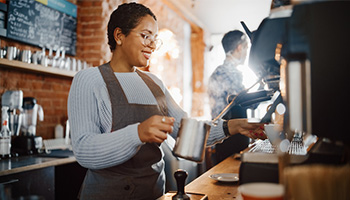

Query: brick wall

[75,0,123,66]
[0,66,71,139]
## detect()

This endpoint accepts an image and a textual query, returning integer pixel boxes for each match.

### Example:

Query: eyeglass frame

[132,31,163,50]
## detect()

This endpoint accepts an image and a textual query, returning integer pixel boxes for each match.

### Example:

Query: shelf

[0,58,76,78]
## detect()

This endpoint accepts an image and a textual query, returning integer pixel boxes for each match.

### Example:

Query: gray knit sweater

[68,66,225,170]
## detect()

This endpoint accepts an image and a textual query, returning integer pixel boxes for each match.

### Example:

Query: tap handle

[172,169,190,200]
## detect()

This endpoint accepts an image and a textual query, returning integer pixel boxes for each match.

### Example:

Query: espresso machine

[239,1,350,184]
[12,97,44,155]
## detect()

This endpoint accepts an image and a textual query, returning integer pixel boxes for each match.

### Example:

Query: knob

[172,169,190,200]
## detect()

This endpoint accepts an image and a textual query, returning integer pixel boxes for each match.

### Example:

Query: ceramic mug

[238,182,284,200]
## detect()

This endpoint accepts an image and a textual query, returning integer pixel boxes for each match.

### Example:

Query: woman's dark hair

[107,2,157,51]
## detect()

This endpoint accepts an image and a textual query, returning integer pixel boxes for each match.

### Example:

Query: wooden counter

[161,155,242,199]
[186,155,241,199]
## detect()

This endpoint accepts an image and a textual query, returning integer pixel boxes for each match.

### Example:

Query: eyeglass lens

[144,35,162,50]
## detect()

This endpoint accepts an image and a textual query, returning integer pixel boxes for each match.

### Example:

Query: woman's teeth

[143,52,151,59]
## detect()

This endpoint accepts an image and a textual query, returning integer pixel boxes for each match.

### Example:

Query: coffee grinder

[12,97,44,154]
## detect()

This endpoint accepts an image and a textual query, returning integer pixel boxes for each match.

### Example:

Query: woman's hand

[138,115,175,143]
[227,118,267,140]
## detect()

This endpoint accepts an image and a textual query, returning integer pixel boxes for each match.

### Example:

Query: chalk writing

[6,0,76,55]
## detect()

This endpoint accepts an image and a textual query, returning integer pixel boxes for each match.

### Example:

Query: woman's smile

[142,50,152,60]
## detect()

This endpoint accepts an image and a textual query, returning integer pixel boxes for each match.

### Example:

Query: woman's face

[121,15,158,68]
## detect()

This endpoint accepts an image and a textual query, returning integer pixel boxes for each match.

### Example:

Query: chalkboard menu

[6,0,77,55]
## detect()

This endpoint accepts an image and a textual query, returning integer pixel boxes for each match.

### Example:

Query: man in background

[207,30,250,165]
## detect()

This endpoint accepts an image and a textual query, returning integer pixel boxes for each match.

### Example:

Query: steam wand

[212,77,264,126]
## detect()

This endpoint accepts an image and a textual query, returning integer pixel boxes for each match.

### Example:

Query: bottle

[55,124,64,139]
[0,106,12,158]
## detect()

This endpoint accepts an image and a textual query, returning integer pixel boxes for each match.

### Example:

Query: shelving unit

[0,58,76,78]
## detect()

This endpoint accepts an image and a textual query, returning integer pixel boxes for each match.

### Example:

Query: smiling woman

[68,2,266,200]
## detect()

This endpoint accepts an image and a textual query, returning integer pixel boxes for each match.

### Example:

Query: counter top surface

[186,155,241,199]
[161,155,242,200]
[0,150,77,176]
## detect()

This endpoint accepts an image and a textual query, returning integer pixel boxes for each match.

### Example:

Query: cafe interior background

[0,0,272,190]
[0,0,271,138]
[1,0,349,197]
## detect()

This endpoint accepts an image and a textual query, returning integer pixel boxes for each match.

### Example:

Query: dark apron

[79,63,168,200]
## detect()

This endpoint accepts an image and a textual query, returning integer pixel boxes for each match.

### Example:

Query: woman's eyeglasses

[139,32,163,50]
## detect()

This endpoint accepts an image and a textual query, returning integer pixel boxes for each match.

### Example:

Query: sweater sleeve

[68,69,144,170]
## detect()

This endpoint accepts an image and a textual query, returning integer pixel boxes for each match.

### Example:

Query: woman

[68,3,266,200]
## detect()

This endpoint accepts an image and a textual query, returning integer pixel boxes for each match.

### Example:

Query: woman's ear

[114,28,124,46]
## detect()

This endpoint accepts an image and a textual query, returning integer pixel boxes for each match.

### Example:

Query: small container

[55,124,64,138]
[6,46,18,60]
[21,50,32,63]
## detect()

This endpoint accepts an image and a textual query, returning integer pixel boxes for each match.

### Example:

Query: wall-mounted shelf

[0,58,76,78]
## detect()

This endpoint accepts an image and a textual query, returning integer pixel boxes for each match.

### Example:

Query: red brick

[79,1,93,7]
[17,79,31,88]
[32,81,44,89]
[79,7,103,16]
[80,15,103,22]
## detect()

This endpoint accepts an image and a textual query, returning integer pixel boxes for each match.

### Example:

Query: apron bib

[79,63,168,200]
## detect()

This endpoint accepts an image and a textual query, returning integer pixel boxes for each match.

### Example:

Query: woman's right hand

[137,115,175,143]
[227,118,267,140]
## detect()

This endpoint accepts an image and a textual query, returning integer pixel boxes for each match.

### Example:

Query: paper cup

[238,183,284,200]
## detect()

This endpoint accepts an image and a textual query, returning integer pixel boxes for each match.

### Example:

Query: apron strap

[98,63,128,130]
[136,69,168,116]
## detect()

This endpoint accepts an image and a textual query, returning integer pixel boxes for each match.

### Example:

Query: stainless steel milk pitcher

[173,118,210,162]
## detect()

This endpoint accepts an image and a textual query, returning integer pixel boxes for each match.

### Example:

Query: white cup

[264,124,283,145]
[238,182,284,200]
